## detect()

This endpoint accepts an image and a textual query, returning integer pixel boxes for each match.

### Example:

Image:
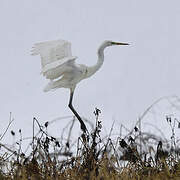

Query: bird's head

[99,40,129,51]
[104,40,129,47]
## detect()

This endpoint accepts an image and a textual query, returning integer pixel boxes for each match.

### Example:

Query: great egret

[31,39,129,133]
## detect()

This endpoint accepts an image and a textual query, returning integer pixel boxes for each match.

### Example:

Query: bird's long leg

[68,89,87,133]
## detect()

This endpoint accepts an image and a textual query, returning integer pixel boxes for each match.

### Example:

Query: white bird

[31,39,129,133]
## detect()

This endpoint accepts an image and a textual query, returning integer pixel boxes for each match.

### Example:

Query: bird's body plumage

[31,39,129,132]
[44,64,88,92]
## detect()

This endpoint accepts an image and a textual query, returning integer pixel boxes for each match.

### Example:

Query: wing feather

[31,39,77,80]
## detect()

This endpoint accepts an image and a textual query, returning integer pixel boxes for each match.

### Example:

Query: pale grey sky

[1,0,180,148]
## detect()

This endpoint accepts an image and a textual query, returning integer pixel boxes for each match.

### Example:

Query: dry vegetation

[1,104,180,179]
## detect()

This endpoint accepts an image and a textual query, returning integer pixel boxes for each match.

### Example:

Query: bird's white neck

[85,44,106,78]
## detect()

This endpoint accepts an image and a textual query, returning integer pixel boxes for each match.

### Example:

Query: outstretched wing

[31,39,77,79]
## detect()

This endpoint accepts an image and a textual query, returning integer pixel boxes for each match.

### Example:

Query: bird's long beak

[112,42,129,45]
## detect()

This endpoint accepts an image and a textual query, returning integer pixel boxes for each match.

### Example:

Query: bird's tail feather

[43,81,56,92]
[43,80,64,92]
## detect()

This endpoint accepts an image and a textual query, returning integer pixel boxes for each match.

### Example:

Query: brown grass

[1,107,180,180]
